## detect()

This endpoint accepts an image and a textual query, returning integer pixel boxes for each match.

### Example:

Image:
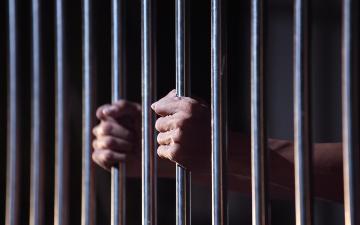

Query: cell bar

[293,0,312,224]
[175,0,191,224]
[210,0,227,224]
[141,0,156,224]
[342,0,359,224]
[111,0,127,224]
[5,0,20,224]
[250,0,268,223]
[54,0,69,224]
[30,0,44,224]
[82,0,95,224]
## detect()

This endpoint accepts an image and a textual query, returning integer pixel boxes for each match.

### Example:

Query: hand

[92,100,141,171]
[152,90,211,173]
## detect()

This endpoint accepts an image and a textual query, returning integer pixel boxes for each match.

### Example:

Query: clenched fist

[92,100,141,171]
[152,90,211,173]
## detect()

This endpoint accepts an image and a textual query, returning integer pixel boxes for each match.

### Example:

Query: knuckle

[173,118,185,128]
[101,122,113,134]
[103,138,115,148]
[173,128,183,142]
[155,118,164,131]
[156,133,162,144]
[181,101,193,113]
[157,146,166,158]
[115,100,127,110]
[101,151,114,163]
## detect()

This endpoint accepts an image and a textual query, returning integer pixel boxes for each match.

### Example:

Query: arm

[92,90,343,202]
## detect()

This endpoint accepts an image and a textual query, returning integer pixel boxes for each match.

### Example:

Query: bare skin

[92,89,343,202]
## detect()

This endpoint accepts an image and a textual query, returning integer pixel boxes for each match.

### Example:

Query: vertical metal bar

[82,0,95,224]
[55,0,68,223]
[250,0,268,223]
[175,0,191,224]
[293,0,312,224]
[342,0,359,224]
[30,0,44,224]
[111,0,126,224]
[141,0,156,224]
[210,0,227,224]
[5,0,20,224]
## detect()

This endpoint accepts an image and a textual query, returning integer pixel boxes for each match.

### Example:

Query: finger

[92,136,133,153]
[92,149,126,171]
[96,104,112,120]
[155,116,184,132]
[93,121,134,141]
[157,128,182,145]
[102,100,141,119]
[157,144,180,163]
[151,90,183,116]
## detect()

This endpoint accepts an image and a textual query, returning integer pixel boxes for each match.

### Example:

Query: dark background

[0,0,358,224]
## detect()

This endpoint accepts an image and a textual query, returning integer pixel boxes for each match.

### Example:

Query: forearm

[228,132,343,201]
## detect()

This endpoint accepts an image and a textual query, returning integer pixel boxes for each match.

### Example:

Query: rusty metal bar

[250,0,268,223]
[54,0,69,223]
[111,0,127,224]
[82,0,95,224]
[141,0,156,224]
[293,0,312,224]
[342,0,359,224]
[175,0,191,224]
[30,0,44,224]
[5,0,20,224]
[210,0,227,224]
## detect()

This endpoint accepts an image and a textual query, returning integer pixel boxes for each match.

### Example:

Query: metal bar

[82,0,95,224]
[30,0,44,224]
[111,0,126,224]
[141,0,156,224]
[54,0,69,223]
[293,0,312,224]
[5,0,20,224]
[250,0,268,223]
[210,0,227,224]
[342,0,359,224]
[175,0,191,224]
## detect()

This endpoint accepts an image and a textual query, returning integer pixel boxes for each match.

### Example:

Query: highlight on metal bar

[6,0,20,224]
[54,0,69,224]
[141,0,157,224]
[341,0,359,224]
[111,0,127,224]
[175,0,191,224]
[250,0,268,223]
[82,0,95,224]
[30,0,44,224]
[293,0,312,224]
[210,0,227,224]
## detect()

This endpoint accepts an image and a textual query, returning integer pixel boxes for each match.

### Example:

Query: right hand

[92,100,141,171]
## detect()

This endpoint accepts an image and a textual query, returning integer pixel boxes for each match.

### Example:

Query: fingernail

[151,103,156,110]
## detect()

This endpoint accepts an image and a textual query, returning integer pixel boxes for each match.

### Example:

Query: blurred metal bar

[54,0,69,224]
[293,0,312,224]
[250,0,268,223]
[175,0,191,224]
[141,0,156,224]
[342,0,359,224]
[111,0,127,224]
[5,0,20,224]
[210,0,227,224]
[30,0,44,224]
[82,0,95,224]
